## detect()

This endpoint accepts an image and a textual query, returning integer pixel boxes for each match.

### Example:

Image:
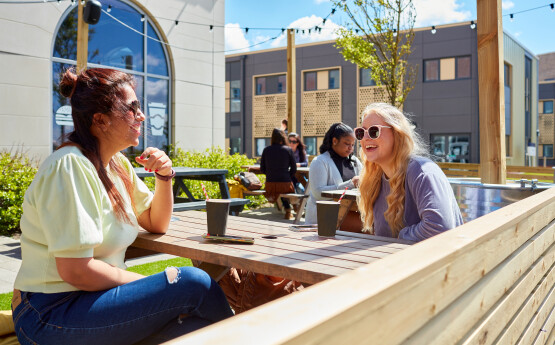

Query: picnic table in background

[241,164,310,188]
[130,210,413,284]
[321,189,360,229]
[134,167,249,215]
[240,164,310,224]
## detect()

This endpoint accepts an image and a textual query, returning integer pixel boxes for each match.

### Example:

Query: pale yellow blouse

[14,146,153,293]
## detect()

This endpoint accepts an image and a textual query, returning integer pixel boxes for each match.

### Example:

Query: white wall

[0,0,225,161]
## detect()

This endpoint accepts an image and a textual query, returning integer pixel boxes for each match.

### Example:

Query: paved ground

[0,205,301,294]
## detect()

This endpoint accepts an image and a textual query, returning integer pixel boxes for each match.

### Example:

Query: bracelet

[155,169,175,181]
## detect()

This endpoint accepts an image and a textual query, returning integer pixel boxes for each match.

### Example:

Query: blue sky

[225,0,555,56]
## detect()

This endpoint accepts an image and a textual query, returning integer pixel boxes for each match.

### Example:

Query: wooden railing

[438,162,555,183]
[170,187,555,344]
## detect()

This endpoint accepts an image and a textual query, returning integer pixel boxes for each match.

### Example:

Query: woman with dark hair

[288,132,308,167]
[12,68,232,345]
[260,128,297,219]
[304,123,362,230]
[288,132,308,194]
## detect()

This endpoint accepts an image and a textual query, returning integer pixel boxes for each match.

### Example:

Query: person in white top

[12,68,232,345]
[304,123,362,231]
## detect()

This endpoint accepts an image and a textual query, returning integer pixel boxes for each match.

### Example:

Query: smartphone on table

[202,233,255,244]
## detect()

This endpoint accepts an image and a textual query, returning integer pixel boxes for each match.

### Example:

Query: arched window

[52,0,171,155]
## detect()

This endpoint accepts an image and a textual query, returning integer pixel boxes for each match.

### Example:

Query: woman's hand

[351,176,360,188]
[135,147,172,176]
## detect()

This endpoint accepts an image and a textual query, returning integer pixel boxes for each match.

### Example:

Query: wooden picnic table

[321,189,360,229]
[131,210,412,285]
[134,167,249,214]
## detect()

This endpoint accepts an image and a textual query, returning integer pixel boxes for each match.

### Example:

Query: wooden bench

[171,186,555,344]
[243,190,308,224]
[173,198,250,216]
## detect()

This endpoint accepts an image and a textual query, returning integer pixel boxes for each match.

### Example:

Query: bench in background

[243,189,308,224]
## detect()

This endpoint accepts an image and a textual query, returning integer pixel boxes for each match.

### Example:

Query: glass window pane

[329,69,340,89]
[147,22,168,76]
[230,138,241,155]
[52,62,75,150]
[278,75,286,93]
[457,56,471,79]
[425,60,439,81]
[447,134,470,163]
[360,68,375,86]
[305,72,316,91]
[87,0,144,71]
[256,77,266,95]
[304,137,317,156]
[504,64,510,86]
[544,145,553,158]
[145,77,168,151]
[544,101,554,114]
[255,138,269,156]
[53,8,78,60]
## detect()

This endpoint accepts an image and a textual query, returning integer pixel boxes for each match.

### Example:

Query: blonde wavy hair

[358,103,428,237]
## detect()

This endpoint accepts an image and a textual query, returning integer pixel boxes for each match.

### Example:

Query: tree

[334,0,417,108]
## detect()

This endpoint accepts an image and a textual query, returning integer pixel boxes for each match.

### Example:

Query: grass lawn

[0,257,193,311]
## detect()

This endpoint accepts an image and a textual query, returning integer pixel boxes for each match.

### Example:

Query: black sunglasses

[354,125,392,140]
[289,140,298,144]
[127,100,142,119]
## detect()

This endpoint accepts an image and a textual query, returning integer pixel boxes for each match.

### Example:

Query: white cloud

[502,1,515,10]
[413,0,471,26]
[270,15,344,48]
[225,23,250,53]
[314,0,330,4]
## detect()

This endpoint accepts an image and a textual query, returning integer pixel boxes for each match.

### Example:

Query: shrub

[127,146,267,209]
[0,151,38,236]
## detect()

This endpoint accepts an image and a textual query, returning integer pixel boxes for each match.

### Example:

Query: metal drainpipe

[240,54,246,154]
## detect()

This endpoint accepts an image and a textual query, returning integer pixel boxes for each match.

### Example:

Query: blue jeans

[12,266,233,345]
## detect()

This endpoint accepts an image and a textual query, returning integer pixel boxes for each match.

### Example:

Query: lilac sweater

[372,156,463,242]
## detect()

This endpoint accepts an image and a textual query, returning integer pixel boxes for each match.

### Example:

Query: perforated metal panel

[252,94,288,137]
[357,86,388,126]
[539,113,554,144]
[302,89,342,136]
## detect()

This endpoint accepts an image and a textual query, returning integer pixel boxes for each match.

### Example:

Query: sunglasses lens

[354,128,365,140]
[368,126,380,139]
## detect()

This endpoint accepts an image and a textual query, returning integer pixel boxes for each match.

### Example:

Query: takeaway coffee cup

[206,199,231,236]
[316,201,340,237]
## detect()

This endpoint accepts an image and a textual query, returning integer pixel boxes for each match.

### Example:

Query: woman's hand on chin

[135,147,172,175]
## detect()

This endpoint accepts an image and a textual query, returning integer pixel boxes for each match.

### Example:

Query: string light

[209,25,213,32]
[509,13,514,21]
[431,25,436,34]
[140,14,145,22]
[175,20,178,25]
[470,20,476,29]
[107,4,111,12]
[245,27,249,34]
[551,3,554,11]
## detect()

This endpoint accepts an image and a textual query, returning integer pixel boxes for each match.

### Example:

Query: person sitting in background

[260,128,297,219]
[12,68,233,345]
[305,123,362,231]
[288,132,309,194]
[357,102,463,242]
[280,118,288,134]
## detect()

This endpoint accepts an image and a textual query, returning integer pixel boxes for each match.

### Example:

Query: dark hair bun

[59,69,78,98]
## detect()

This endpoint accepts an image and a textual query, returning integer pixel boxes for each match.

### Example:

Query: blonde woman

[356,103,463,242]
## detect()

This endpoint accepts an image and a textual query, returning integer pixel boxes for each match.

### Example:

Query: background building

[538,52,555,165]
[225,21,539,166]
[0,0,225,161]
